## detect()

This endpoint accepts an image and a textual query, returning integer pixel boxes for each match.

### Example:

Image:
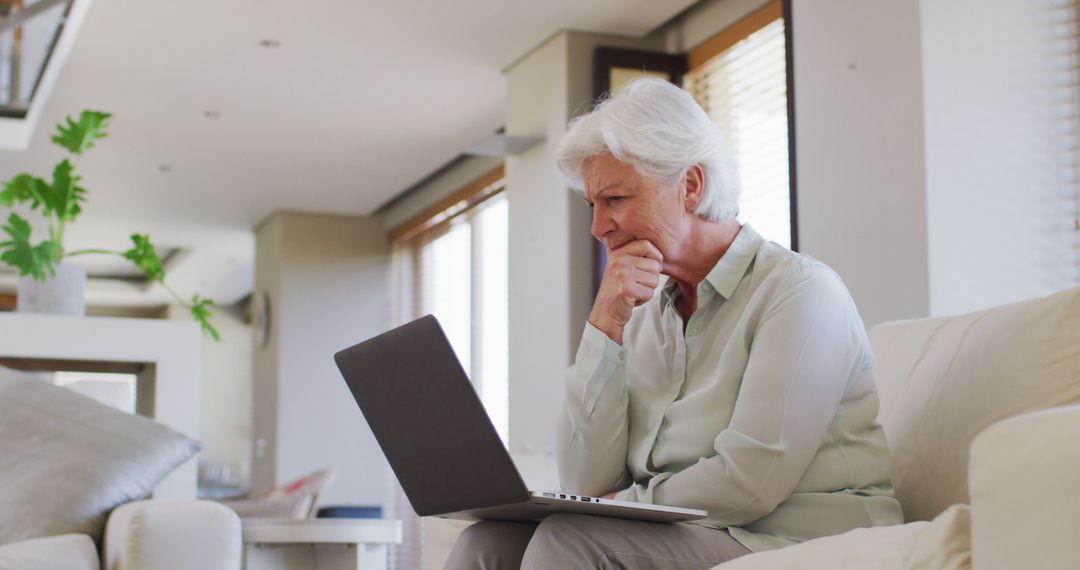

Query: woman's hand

[588,239,663,344]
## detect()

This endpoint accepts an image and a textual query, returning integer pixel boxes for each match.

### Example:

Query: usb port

[580,497,590,502]
[560,494,566,499]
[542,492,556,498]
[570,496,577,500]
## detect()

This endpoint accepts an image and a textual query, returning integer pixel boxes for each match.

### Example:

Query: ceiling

[0,0,694,307]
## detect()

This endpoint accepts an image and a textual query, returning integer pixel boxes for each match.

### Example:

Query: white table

[242,519,402,570]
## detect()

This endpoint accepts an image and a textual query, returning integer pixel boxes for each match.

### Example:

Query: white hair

[555,77,740,222]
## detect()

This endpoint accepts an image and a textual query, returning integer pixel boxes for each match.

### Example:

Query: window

[683,0,793,249]
[390,166,509,444]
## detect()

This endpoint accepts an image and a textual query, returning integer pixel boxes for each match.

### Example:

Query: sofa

[424,284,1080,569]
[0,499,242,570]
[0,364,243,570]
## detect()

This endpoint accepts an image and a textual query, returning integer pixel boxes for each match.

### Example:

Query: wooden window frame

[687,0,784,71]
[684,0,798,252]
[388,165,506,244]
[593,47,688,101]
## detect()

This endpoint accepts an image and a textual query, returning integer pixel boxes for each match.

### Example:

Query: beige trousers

[443,514,752,570]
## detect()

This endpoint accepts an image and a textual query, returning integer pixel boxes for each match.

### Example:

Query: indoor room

[0,1,1076,569]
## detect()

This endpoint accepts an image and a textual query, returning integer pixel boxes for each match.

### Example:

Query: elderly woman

[445,78,902,569]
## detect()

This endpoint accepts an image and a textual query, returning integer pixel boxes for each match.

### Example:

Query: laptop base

[438,491,706,524]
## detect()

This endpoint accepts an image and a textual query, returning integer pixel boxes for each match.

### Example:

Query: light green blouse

[556,224,904,552]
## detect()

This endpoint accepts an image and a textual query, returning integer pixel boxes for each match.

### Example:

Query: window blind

[1056,0,1080,285]
[920,0,1080,314]
[392,182,508,442]
[387,172,508,570]
[683,14,792,249]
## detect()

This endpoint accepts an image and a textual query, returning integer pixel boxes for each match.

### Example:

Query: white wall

[790,0,931,327]
[251,217,283,495]
[169,303,253,485]
[505,31,573,459]
[922,0,1080,316]
[252,212,391,507]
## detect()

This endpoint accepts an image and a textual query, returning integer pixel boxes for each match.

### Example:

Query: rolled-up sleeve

[616,266,866,525]
[555,322,633,496]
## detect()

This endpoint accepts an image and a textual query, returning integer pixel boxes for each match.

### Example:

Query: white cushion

[968,405,1080,570]
[0,534,99,570]
[867,285,1080,521]
[103,500,241,570]
[715,504,971,570]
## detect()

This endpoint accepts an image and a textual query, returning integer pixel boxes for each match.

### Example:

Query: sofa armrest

[0,534,100,570]
[969,404,1080,570]
[423,516,474,569]
[102,500,242,570]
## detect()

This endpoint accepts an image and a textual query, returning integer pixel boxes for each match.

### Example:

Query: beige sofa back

[867,286,1080,522]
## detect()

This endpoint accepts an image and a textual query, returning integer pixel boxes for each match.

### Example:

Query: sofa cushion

[968,405,1080,570]
[0,534,99,570]
[715,504,971,570]
[868,286,1080,521]
[0,365,201,546]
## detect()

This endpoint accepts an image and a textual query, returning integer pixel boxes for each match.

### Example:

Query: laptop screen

[334,315,530,516]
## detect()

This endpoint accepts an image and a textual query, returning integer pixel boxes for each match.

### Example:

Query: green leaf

[0,161,86,223]
[120,234,220,341]
[0,174,50,211]
[0,213,59,280]
[190,294,220,342]
[37,241,62,277]
[51,110,111,156]
[122,233,164,282]
[50,160,86,222]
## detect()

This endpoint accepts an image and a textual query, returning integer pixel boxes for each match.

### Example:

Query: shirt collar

[659,224,764,313]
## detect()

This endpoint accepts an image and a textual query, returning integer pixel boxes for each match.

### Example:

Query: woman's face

[582,153,690,259]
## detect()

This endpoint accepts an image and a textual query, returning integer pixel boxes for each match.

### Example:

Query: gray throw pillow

[0,365,201,546]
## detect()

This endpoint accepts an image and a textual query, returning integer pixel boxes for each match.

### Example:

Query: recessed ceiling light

[204,110,222,119]
[158,164,172,173]
[259,39,280,48]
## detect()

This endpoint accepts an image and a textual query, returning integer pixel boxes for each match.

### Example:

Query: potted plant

[0,110,219,340]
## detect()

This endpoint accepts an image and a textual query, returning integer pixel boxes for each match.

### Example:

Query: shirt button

[618,353,626,361]
[688,328,699,337]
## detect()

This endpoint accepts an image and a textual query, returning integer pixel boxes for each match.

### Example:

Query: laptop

[333,315,707,524]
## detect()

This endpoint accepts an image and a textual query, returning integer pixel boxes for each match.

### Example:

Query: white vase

[16,263,87,316]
